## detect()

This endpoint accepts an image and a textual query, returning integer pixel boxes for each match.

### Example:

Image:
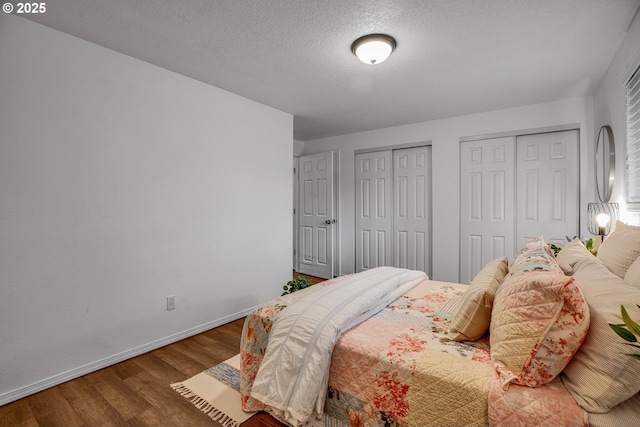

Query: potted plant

[282,275,313,295]
[548,236,595,257]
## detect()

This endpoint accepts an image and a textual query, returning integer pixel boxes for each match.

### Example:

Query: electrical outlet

[167,295,176,311]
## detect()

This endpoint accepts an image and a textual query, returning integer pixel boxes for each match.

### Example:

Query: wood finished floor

[0,273,325,427]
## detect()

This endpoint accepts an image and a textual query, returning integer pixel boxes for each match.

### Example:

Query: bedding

[248,267,426,425]
[488,372,587,426]
[240,265,586,427]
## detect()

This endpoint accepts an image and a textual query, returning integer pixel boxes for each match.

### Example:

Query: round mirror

[595,125,615,202]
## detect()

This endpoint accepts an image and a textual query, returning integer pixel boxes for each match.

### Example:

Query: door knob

[325,219,336,225]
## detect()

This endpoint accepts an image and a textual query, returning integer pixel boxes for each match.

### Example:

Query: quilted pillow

[450,257,509,341]
[560,250,640,413]
[490,270,590,388]
[507,236,562,280]
[597,221,640,278]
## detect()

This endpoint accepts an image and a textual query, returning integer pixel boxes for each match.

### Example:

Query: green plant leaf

[624,354,640,361]
[621,305,640,336]
[625,343,640,349]
[282,275,313,295]
[610,324,638,342]
[585,238,594,251]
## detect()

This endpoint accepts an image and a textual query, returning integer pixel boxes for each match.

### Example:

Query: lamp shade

[351,34,396,65]
[587,202,619,236]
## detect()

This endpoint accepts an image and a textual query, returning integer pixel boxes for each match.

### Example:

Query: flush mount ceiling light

[351,34,396,65]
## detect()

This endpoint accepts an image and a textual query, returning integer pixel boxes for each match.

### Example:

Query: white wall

[304,98,594,283]
[593,10,640,225]
[0,14,292,404]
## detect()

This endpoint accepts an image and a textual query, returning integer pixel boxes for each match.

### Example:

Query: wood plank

[91,373,153,421]
[127,351,186,384]
[128,407,220,427]
[56,377,128,427]
[125,370,207,420]
[243,412,287,427]
[0,399,39,427]
[27,387,86,427]
[111,357,146,381]
[152,344,209,377]
[167,338,224,369]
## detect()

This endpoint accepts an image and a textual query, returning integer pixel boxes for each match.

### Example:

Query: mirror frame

[595,125,615,202]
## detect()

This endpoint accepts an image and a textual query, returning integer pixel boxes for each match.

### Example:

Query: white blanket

[249,266,427,426]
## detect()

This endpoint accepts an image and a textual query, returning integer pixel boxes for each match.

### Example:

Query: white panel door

[298,151,334,279]
[293,156,299,272]
[516,130,579,248]
[460,137,515,283]
[355,151,393,271]
[393,146,432,274]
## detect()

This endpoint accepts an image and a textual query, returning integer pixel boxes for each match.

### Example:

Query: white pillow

[557,238,598,275]
[596,221,640,278]
[560,246,640,413]
[624,256,640,289]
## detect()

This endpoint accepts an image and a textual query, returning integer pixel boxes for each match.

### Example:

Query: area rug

[170,354,255,427]
[171,355,342,427]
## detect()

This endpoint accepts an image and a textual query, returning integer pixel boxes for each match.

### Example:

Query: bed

[239,221,640,427]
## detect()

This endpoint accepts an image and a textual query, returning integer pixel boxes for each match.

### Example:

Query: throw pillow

[556,238,599,275]
[597,221,640,278]
[624,255,640,289]
[490,270,590,388]
[507,236,562,281]
[450,257,509,341]
[561,254,640,412]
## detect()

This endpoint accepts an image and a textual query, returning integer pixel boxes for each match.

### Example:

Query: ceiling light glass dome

[351,34,397,65]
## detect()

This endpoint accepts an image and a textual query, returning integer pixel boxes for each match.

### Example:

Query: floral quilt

[240,277,493,426]
[239,275,586,427]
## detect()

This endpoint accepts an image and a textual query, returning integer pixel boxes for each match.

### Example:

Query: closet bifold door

[460,130,580,283]
[515,130,579,249]
[355,151,393,272]
[460,137,515,284]
[393,146,432,274]
[355,146,432,276]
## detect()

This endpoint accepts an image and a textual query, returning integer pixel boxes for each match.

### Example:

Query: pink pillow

[490,271,590,388]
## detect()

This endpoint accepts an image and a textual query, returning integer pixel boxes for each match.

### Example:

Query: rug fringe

[323,415,350,427]
[171,380,348,427]
[170,382,241,427]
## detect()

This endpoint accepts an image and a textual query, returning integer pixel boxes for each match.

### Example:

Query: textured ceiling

[20,0,640,141]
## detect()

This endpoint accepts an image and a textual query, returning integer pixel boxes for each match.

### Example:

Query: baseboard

[0,306,259,407]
